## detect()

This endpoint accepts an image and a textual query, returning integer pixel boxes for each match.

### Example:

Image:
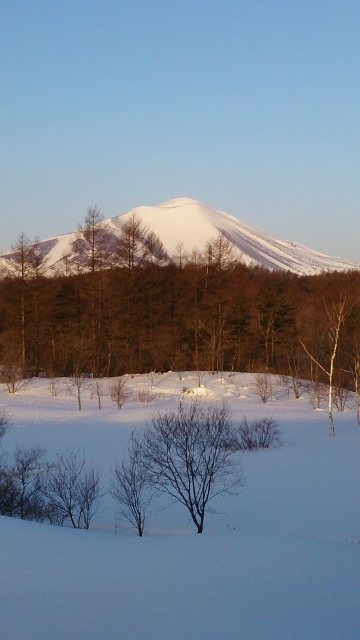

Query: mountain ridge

[1,197,359,276]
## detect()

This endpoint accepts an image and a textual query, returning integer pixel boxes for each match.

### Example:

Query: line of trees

[1,211,360,415]
[2,401,276,534]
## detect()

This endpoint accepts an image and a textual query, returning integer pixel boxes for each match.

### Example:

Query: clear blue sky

[1,1,360,259]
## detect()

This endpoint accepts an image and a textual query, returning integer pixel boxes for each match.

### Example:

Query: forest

[1,208,360,400]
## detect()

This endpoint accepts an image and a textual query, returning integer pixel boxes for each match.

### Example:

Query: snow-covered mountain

[1,197,360,275]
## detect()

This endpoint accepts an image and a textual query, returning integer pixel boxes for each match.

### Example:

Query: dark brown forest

[1,212,360,396]
[1,247,360,389]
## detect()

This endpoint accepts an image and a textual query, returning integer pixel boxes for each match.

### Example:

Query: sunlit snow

[1,372,359,640]
[1,197,359,275]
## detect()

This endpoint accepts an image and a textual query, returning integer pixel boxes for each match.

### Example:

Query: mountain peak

[158,197,203,208]
[1,198,359,276]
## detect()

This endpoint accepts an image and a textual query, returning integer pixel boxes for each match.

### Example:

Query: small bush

[234,417,282,451]
[251,373,273,403]
[333,385,351,412]
[305,380,328,410]
[134,387,159,404]
[110,377,132,409]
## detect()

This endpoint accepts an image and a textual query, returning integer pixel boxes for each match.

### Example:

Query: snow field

[0,371,359,639]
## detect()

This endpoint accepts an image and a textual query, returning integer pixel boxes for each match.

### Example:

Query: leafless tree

[48,375,63,397]
[72,206,114,273]
[204,232,237,277]
[0,233,33,374]
[283,348,304,399]
[71,206,115,375]
[12,445,47,521]
[0,406,12,443]
[0,406,13,514]
[115,212,166,270]
[333,385,351,412]
[135,400,245,533]
[68,374,89,411]
[111,437,153,536]
[143,231,168,265]
[172,241,189,268]
[110,377,132,409]
[278,366,303,400]
[147,370,156,389]
[346,346,360,424]
[0,341,29,394]
[194,367,209,389]
[251,373,273,403]
[90,378,105,409]
[306,380,328,410]
[300,294,350,435]
[44,450,102,529]
[0,464,17,517]
[27,237,49,376]
[0,445,47,521]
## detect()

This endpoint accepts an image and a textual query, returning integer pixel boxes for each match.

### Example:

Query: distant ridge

[1,197,359,276]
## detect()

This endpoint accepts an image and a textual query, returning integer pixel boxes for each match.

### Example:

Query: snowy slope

[1,372,360,640]
[1,197,360,275]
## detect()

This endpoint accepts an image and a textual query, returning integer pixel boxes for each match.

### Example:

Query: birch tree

[300,294,350,436]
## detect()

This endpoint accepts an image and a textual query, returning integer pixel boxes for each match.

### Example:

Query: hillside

[1,197,359,275]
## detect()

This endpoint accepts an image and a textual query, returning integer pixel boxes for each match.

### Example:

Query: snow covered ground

[1,372,359,640]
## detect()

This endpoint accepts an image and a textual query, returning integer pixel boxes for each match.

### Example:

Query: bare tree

[300,294,350,435]
[0,406,12,443]
[12,445,47,521]
[278,373,303,400]
[280,347,304,399]
[251,373,273,403]
[115,212,165,270]
[68,374,88,411]
[0,464,17,517]
[48,375,63,397]
[90,378,105,409]
[0,408,12,514]
[0,341,29,394]
[44,450,102,529]
[110,377,132,409]
[0,232,33,375]
[204,232,237,278]
[27,237,49,376]
[347,341,360,425]
[0,445,47,521]
[77,462,104,530]
[333,385,351,412]
[71,206,115,375]
[135,400,245,533]
[143,231,168,265]
[72,206,114,273]
[111,437,153,536]
[306,380,328,410]
[172,241,189,268]
[353,356,360,424]
[114,213,166,372]
[147,370,156,389]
